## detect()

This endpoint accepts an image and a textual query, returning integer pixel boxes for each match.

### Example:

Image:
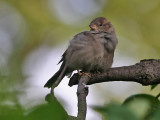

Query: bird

[44,17,118,90]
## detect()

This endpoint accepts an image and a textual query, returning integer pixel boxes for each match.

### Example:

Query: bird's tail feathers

[44,62,67,88]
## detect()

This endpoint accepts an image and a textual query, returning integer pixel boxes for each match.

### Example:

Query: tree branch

[66,75,89,120]
[76,75,89,120]
[68,59,160,86]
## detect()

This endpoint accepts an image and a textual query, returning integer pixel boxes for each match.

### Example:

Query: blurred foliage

[94,104,139,120]
[94,94,160,120]
[0,0,160,119]
[149,108,160,120]
[0,94,68,120]
[123,94,160,120]
[151,84,159,90]
[26,94,68,120]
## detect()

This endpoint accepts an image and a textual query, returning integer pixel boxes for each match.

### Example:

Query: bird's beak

[89,25,98,30]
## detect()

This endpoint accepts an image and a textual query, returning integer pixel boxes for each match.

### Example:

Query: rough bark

[77,75,89,120]
[67,75,89,120]
[69,59,160,86]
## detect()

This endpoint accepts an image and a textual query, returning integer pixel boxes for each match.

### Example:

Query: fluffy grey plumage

[44,17,118,88]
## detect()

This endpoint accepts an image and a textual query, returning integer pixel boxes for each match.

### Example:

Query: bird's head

[89,17,114,33]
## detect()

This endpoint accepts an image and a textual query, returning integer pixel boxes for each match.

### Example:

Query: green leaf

[123,94,160,120]
[0,104,24,120]
[0,94,68,120]
[151,85,158,90]
[93,104,139,120]
[156,93,160,99]
[26,94,68,120]
[149,108,160,120]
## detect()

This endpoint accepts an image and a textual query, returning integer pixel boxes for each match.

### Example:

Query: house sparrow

[44,17,118,89]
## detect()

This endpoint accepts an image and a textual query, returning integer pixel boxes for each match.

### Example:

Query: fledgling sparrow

[44,17,118,89]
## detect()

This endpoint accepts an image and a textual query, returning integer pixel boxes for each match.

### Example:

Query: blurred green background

[0,0,160,120]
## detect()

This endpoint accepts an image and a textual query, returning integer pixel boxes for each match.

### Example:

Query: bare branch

[77,75,89,120]
[69,59,160,86]
[67,75,89,120]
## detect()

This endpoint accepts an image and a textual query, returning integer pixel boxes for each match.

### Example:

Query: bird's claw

[85,73,91,78]
[78,70,83,76]
[78,70,91,78]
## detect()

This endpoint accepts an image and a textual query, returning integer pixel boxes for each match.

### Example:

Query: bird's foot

[77,70,91,78]
[78,70,83,76]
[83,72,91,78]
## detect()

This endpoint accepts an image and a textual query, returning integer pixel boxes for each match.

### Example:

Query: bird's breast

[67,32,113,72]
